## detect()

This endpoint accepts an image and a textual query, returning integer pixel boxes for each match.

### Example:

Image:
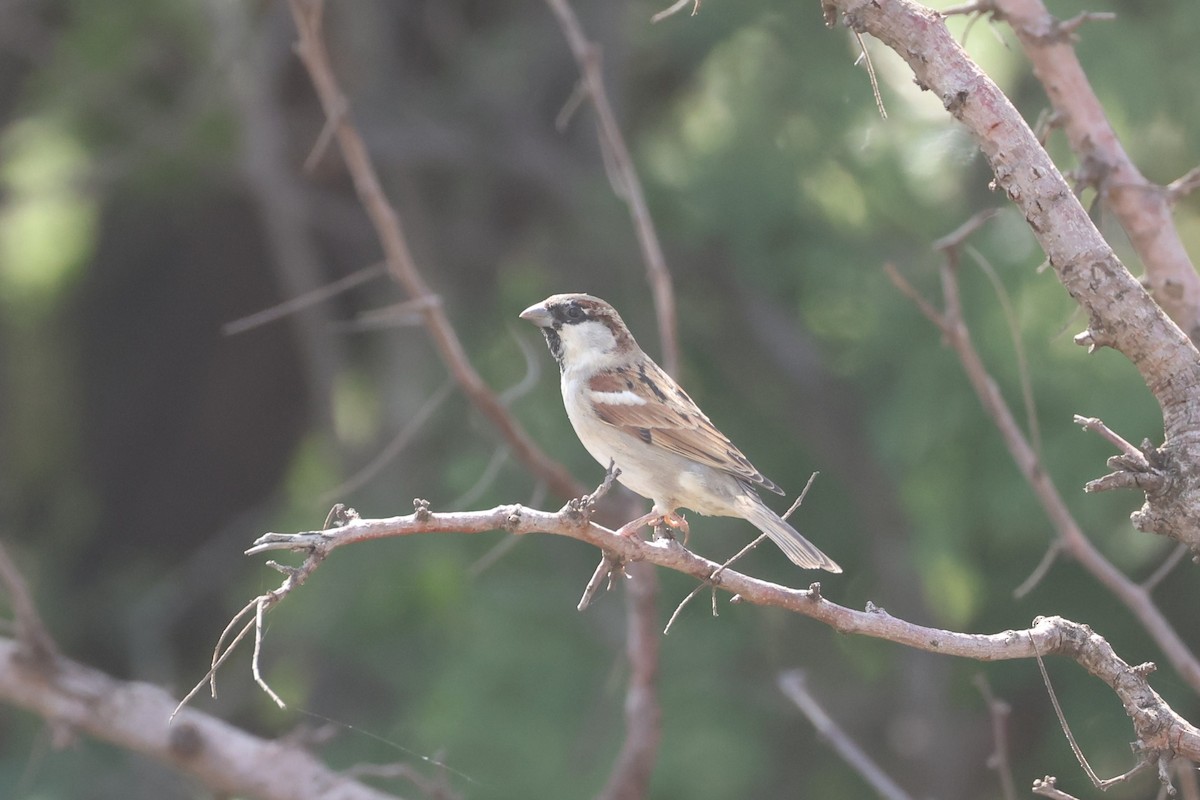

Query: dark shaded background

[2,0,1198,797]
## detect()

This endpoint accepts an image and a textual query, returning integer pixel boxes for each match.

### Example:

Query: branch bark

[989,0,1200,344]
[0,638,403,800]
[243,506,1200,769]
[819,0,1200,552]
[544,0,680,376]
[285,0,582,500]
[886,257,1200,695]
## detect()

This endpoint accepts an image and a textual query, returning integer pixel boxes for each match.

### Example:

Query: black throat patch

[542,327,565,370]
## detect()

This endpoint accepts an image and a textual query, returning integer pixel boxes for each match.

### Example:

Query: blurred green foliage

[1,0,1198,798]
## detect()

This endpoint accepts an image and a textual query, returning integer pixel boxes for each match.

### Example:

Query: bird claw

[660,512,690,543]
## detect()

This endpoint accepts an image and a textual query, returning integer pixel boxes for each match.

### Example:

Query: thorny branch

[985,0,1200,345]
[820,0,1200,554]
[196,493,1200,781]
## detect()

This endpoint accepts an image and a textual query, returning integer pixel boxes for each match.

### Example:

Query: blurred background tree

[1,0,1198,797]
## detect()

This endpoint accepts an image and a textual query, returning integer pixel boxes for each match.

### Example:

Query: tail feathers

[744,501,841,573]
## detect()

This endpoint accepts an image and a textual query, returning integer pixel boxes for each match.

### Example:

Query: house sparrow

[520,293,841,572]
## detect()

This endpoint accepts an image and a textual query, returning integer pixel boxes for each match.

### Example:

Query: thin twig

[853,32,887,119]
[222,262,387,336]
[664,473,818,634]
[973,674,1017,800]
[941,0,994,16]
[662,533,766,634]
[1028,640,1157,792]
[1013,540,1063,599]
[889,258,1200,694]
[318,379,454,504]
[448,446,510,510]
[967,243,1042,457]
[1141,544,1188,593]
[1073,415,1150,469]
[0,540,59,666]
[468,482,546,577]
[578,552,627,611]
[253,595,286,708]
[1165,167,1200,203]
[779,671,913,800]
[542,0,680,376]
[651,0,699,23]
[1030,633,1103,786]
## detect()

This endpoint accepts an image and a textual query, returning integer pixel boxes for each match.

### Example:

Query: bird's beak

[519,302,553,328]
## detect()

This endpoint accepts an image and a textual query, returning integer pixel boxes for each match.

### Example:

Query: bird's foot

[615,510,689,543]
[615,511,661,538]
[656,512,690,544]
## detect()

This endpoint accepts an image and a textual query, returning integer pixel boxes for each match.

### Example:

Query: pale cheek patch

[590,390,647,406]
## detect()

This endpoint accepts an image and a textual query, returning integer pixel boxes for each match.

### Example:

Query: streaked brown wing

[588,366,783,494]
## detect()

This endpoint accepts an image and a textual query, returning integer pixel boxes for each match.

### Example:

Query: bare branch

[1032,776,1082,800]
[578,552,627,611]
[284,0,583,500]
[822,0,1200,551]
[542,0,680,376]
[853,32,887,119]
[0,540,59,667]
[319,380,455,504]
[0,638,404,800]
[1074,415,1151,469]
[221,262,387,336]
[1141,544,1189,593]
[651,0,700,24]
[886,254,1200,694]
[595,561,661,800]
[215,502,1200,772]
[1165,167,1200,203]
[989,0,1200,344]
[779,671,913,800]
[1012,540,1063,599]
[973,675,1017,800]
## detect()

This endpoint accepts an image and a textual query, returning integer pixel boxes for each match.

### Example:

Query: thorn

[413,498,432,521]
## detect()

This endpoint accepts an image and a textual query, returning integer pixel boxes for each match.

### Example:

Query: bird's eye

[566,303,584,320]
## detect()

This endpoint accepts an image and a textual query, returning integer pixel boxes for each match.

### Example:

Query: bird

[520,293,841,572]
